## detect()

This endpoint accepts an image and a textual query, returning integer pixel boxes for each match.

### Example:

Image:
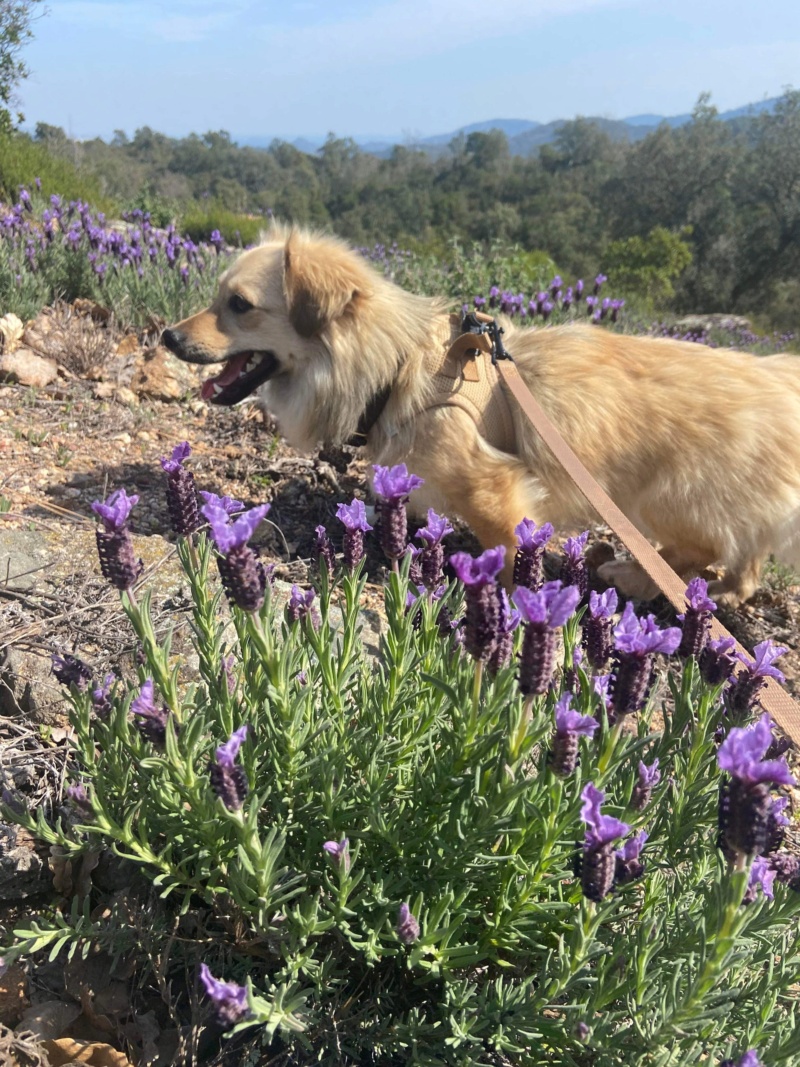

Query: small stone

[0,349,58,388]
[112,432,132,445]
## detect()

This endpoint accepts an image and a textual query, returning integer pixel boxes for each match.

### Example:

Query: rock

[0,348,58,388]
[674,314,752,334]
[0,823,52,900]
[0,646,63,724]
[115,334,139,358]
[0,313,24,354]
[130,346,198,401]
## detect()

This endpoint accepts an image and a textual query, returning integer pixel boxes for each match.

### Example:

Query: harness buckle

[460,313,513,365]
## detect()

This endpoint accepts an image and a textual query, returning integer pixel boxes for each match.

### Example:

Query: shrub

[601,227,693,308]
[0,132,110,208]
[180,200,265,247]
[3,454,800,1067]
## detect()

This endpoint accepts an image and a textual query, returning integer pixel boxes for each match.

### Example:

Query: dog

[162,223,800,606]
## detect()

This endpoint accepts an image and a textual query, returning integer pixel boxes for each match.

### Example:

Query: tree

[0,0,43,134]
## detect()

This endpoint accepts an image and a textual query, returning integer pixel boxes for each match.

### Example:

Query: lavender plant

[3,456,800,1066]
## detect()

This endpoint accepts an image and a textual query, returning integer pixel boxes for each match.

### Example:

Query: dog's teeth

[245,356,260,373]
[213,384,223,396]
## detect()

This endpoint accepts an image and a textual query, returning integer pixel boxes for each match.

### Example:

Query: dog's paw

[596,559,660,601]
[705,581,745,610]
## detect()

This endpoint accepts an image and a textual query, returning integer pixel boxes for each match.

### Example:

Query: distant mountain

[623,112,691,128]
[235,97,780,157]
[418,118,541,146]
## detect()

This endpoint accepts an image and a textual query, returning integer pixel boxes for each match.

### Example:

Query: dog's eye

[228,294,253,314]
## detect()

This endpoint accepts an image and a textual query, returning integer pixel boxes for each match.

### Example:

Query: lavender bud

[163,465,200,536]
[342,528,364,570]
[519,624,556,696]
[397,902,420,944]
[699,637,738,686]
[198,964,249,1029]
[209,760,248,811]
[610,653,655,718]
[378,500,407,560]
[769,853,800,889]
[314,525,336,575]
[721,778,773,857]
[96,526,144,591]
[217,544,266,613]
[52,653,93,691]
[580,841,616,902]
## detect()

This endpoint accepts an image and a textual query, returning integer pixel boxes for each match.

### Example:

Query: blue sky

[19,0,800,141]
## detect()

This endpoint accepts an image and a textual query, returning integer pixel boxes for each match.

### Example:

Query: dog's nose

[161,328,185,355]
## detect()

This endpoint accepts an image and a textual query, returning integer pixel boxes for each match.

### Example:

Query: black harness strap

[346,383,393,447]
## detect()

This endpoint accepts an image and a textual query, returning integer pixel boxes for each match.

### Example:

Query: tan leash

[460,313,800,742]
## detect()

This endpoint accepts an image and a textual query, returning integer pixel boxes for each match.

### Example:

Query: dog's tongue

[200,353,252,401]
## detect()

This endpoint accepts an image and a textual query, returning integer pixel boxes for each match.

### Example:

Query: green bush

[180,200,265,247]
[4,459,800,1066]
[0,131,112,209]
[601,227,693,308]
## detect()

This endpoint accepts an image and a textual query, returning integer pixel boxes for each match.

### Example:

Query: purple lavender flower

[91,489,144,591]
[286,585,318,627]
[198,964,249,1029]
[373,464,424,561]
[65,783,93,817]
[514,581,581,696]
[610,603,681,717]
[314,524,336,575]
[727,640,787,717]
[487,588,520,673]
[323,837,351,874]
[51,653,92,691]
[513,518,553,591]
[769,852,800,889]
[631,759,661,811]
[700,635,738,686]
[560,532,589,599]
[203,502,270,612]
[160,442,201,536]
[720,1053,763,1067]
[615,830,648,885]
[450,547,506,663]
[209,725,249,811]
[397,902,420,944]
[583,588,618,670]
[593,273,608,294]
[336,499,373,571]
[593,673,612,714]
[579,783,631,902]
[91,672,115,719]
[416,509,453,589]
[676,578,716,659]
[549,693,598,776]
[743,856,776,904]
[718,714,796,856]
[131,678,173,746]
[198,491,244,515]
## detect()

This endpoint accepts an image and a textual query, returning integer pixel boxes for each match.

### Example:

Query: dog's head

[161,225,376,445]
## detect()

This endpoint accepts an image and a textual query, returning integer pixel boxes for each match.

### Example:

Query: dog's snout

[161,328,185,355]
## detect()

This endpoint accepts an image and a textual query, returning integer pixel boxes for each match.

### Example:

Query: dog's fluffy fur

[165,224,800,605]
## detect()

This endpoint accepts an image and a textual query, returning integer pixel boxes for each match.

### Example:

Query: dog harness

[420,313,517,453]
[348,313,517,452]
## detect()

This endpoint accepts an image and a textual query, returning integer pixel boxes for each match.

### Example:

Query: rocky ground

[1,302,799,1065]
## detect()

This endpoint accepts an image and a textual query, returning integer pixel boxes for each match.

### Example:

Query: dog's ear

[283,233,364,338]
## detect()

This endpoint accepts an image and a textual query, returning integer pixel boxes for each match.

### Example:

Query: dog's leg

[405,412,544,588]
[596,545,715,602]
[706,555,765,609]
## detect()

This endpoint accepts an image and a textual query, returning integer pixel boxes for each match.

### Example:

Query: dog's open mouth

[200,351,278,406]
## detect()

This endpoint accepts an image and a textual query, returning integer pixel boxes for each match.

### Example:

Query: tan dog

[163,223,800,605]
